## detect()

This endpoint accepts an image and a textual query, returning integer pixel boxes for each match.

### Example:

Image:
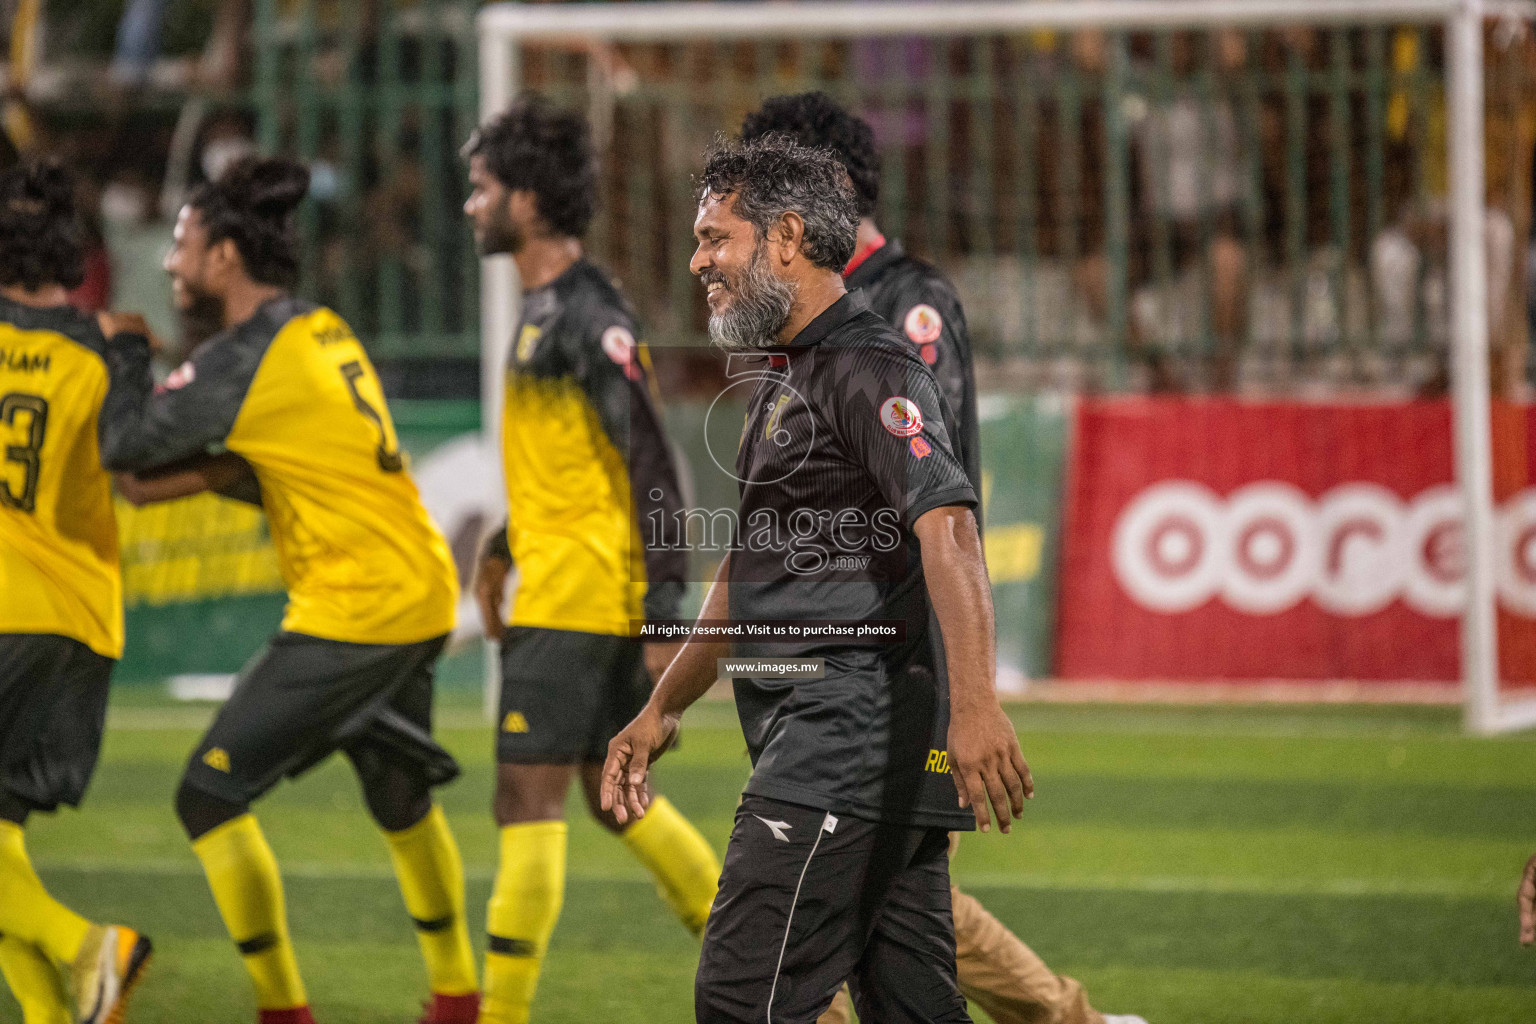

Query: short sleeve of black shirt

[823,338,976,531]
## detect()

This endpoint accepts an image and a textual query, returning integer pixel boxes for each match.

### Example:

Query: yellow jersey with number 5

[0,299,121,658]
[100,297,456,645]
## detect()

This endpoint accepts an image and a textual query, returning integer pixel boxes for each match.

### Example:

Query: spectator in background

[111,0,249,91]
[1369,16,1536,398]
[1125,29,1250,391]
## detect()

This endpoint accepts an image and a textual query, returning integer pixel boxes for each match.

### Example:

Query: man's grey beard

[706,242,796,351]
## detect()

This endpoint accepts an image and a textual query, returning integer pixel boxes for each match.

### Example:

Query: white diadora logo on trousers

[754,816,793,842]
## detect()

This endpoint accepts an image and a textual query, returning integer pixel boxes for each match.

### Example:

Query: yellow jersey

[0,299,121,657]
[498,259,685,635]
[101,297,456,645]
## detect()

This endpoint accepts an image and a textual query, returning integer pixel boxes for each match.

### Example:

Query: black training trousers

[695,794,970,1024]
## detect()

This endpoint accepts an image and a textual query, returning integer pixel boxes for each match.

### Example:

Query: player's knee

[175,778,248,841]
[360,774,431,833]
[492,778,565,827]
[0,788,33,826]
[352,752,433,833]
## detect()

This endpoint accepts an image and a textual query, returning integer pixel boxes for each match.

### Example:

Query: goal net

[477,0,1536,734]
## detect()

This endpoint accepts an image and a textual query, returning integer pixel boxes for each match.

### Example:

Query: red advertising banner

[1057,398,1536,683]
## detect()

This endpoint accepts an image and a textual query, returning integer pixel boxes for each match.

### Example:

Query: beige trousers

[817,838,1103,1024]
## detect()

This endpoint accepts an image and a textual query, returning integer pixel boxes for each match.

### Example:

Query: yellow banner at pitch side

[116,494,284,608]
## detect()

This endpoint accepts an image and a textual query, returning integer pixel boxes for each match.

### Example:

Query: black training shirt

[845,239,981,499]
[727,291,978,830]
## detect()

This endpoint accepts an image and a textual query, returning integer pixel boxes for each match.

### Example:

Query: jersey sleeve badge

[601,325,641,381]
[157,360,197,394]
[879,396,924,437]
[904,304,944,346]
[515,324,543,362]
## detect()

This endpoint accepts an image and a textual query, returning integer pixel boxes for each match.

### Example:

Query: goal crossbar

[479,0,1536,40]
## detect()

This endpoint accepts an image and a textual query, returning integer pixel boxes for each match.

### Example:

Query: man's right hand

[474,549,512,642]
[600,704,680,825]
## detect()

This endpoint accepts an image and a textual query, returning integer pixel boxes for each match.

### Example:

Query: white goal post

[475,0,1536,735]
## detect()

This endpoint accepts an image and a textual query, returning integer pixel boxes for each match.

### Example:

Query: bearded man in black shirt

[743,92,1147,1024]
[601,134,1031,1024]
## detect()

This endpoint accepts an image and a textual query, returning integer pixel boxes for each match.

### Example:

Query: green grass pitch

[8,693,1536,1023]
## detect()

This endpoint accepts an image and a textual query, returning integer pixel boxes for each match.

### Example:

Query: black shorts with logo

[181,631,458,806]
[695,795,969,1024]
[496,625,651,765]
[0,634,115,813]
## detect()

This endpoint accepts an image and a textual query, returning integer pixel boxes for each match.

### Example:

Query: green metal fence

[252,10,1535,395]
[250,0,481,358]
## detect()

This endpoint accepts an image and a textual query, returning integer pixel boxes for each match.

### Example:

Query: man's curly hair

[740,92,880,219]
[699,133,858,272]
[462,94,598,238]
[188,156,309,288]
[0,159,85,292]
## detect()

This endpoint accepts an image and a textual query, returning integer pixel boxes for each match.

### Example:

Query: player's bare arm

[1520,851,1536,945]
[914,504,1032,833]
[602,555,731,824]
[114,452,255,507]
[473,526,512,642]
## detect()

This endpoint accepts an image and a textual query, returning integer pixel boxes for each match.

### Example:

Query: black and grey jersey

[845,239,980,503]
[727,291,978,830]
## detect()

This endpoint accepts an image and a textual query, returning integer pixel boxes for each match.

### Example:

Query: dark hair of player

[187,156,309,288]
[699,133,859,272]
[461,94,598,238]
[0,159,85,292]
[740,91,880,219]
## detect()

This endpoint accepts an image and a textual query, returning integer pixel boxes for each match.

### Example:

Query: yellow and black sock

[0,934,70,1024]
[621,797,720,936]
[383,804,477,996]
[191,815,307,1011]
[0,821,90,965]
[480,821,567,1024]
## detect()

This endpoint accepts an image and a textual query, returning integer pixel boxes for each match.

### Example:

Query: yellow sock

[480,821,567,1024]
[620,797,720,936]
[0,935,70,1024]
[383,805,476,996]
[0,822,91,965]
[191,814,307,1011]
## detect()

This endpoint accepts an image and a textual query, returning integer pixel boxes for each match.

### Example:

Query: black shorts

[496,626,650,765]
[695,795,969,1024]
[182,631,458,806]
[0,634,114,814]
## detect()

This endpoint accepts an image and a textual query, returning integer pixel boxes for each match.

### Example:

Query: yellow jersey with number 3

[0,299,121,657]
[100,296,456,645]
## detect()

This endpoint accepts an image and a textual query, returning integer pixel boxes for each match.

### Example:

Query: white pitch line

[104,706,1481,743]
[36,858,1512,899]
